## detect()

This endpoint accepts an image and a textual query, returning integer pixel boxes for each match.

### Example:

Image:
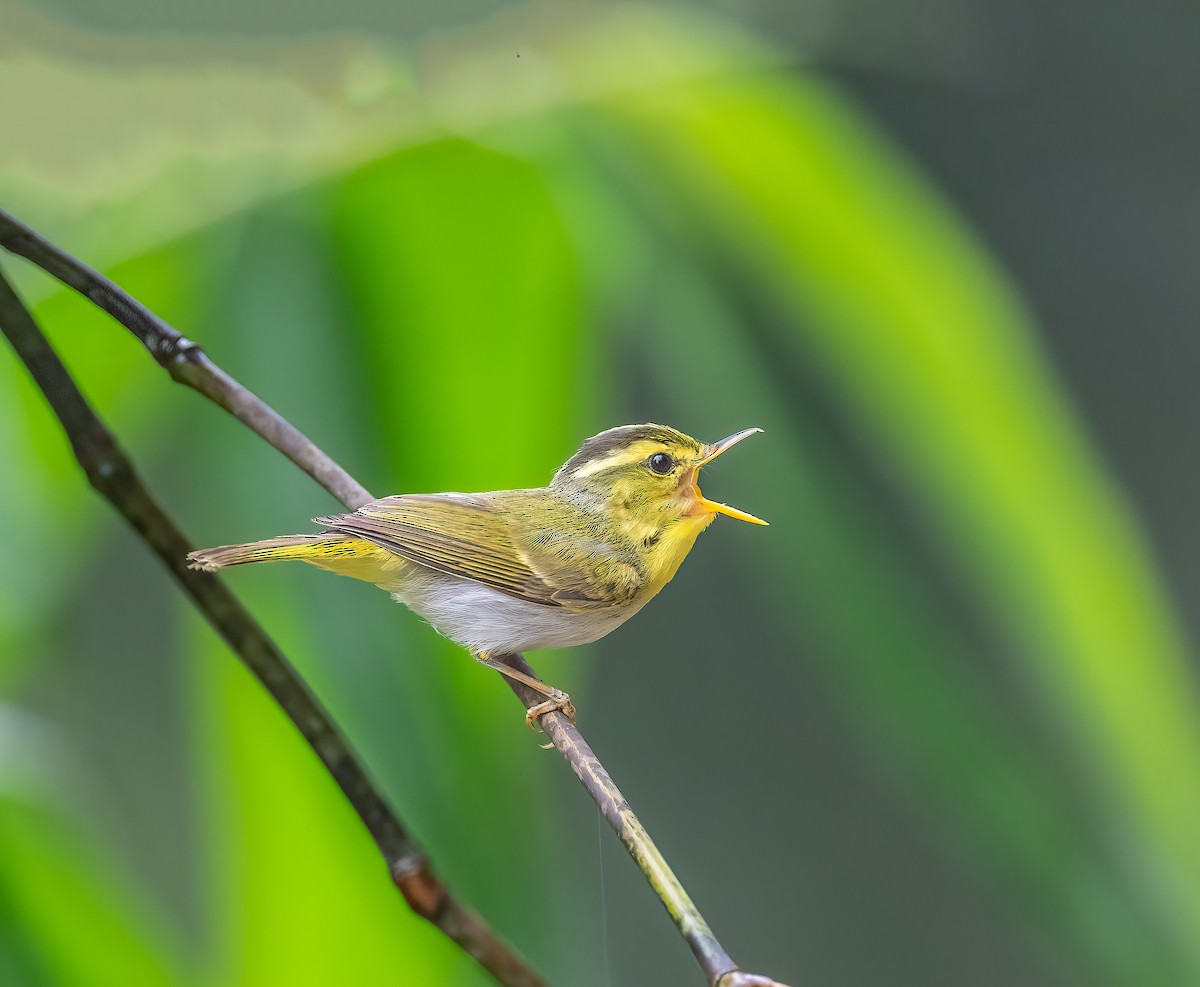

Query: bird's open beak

[692,428,768,525]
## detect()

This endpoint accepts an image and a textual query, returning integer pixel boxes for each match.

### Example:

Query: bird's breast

[394,569,636,654]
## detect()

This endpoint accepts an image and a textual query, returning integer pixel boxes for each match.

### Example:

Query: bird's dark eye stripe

[648,452,674,474]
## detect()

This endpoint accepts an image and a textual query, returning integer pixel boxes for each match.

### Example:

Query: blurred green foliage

[2,4,1197,986]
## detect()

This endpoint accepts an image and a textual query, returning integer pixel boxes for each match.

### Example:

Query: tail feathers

[187,534,346,572]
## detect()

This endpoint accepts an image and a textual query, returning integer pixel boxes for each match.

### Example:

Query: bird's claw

[525,690,576,731]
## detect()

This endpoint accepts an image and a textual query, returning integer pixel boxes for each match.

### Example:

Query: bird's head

[551,423,767,534]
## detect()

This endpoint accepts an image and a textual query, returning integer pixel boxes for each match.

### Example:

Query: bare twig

[0,208,372,510]
[1,210,790,987]
[0,267,547,987]
[494,655,788,987]
[496,654,735,982]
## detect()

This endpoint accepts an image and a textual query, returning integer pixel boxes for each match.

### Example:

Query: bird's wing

[315,493,642,611]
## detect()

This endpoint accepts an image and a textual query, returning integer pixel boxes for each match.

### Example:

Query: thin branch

[496,654,735,983]
[1,211,790,987]
[494,655,788,987]
[0,208,372,510]
[0,267,547,987]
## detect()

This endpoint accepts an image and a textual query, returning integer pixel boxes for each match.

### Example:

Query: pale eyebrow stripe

[571,444,657,479]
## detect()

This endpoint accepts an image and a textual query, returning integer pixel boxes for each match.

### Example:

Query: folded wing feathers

[314,493,644,611]
[315,498,562,606]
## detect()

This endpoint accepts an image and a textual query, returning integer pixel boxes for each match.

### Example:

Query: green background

[2,2,1198,984]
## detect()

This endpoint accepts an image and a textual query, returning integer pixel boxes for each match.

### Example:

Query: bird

[187,423,766,727]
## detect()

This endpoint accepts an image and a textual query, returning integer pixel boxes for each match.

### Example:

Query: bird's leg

[473,651,577,729]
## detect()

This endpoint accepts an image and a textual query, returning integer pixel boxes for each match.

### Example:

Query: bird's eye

[647,452,674,474]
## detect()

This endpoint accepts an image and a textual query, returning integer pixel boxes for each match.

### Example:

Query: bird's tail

[188,533,369,572]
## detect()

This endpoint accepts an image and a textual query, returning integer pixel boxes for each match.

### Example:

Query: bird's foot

[472,651,577,734]
[525,689,576,731]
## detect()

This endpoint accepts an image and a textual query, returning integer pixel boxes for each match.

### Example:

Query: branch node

[154,331,204,369]
[86,454,124,489]
[392,857,444,920]
[73,430,127,493]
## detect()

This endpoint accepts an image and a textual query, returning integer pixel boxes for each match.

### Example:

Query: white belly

[395,571,636,654]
